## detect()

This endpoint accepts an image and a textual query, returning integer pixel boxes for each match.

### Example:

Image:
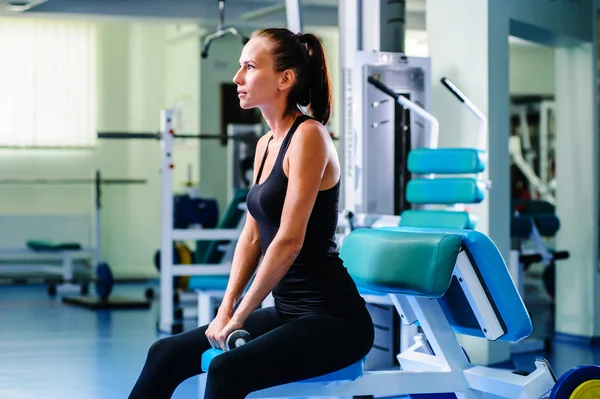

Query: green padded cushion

[340,228,461,297]
[406,178,486,204]
[400,210,478,230]
[408,148,487,175]
[26,240,82,251]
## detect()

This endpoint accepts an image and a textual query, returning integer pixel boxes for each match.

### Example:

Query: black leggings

[128,306,374,399]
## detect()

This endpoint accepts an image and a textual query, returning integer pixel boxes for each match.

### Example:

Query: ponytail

[297,33,333,125]
[252,28,334,125]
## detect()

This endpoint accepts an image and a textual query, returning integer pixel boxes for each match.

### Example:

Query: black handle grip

[552,251,570,261]
[97,132,159,140]
[441,77,466,104]
[345,211,355,232]
[367,76,399,101]
[519,254,542,264]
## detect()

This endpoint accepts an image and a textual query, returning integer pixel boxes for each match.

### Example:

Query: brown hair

[252,28,333,125]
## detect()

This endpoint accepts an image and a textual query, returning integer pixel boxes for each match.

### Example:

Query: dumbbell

[226,330,252,351]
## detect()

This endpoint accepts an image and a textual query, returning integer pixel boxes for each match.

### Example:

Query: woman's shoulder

[292,118,330,148]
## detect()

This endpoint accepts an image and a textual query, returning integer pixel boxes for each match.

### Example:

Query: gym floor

[0,284,598,399]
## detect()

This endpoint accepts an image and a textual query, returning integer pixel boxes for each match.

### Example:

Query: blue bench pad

[188,276,230,290]
[201,348,364,382]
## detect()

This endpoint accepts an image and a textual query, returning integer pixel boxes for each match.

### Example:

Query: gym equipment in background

[510,200,569,302]
[59,171,150,310]
[167,0,250,55]
[510,99,556,202]
[97,117,257,333]
[0,170,149,309]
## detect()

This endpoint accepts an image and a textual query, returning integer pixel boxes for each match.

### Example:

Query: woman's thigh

[154,306,284,372]
[207,308,374,395]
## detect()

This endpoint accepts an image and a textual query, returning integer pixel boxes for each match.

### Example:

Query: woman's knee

[147,336,177,366]
[206,351,236,377]
[205,352,251,397]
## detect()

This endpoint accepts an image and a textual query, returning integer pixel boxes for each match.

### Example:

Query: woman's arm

[217,215,262,316]
[231,122,330,324]
[216,134,271,316]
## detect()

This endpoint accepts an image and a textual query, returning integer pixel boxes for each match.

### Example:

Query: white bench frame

[198,250,557,398]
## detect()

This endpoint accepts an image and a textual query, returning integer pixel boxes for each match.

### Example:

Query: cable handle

[440,77,466,103]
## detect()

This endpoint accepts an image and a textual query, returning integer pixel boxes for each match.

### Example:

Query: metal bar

[172,265,231,276]
[98,131,337,141]
[97,132,159,140]
[0,178,146,185]
[172,228,242,241]
[159,109,176,334]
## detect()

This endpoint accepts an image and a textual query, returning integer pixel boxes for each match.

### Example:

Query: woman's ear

[279,69,296,91]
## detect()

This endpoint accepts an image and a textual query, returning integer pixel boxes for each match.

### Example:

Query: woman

[128,28,374,399]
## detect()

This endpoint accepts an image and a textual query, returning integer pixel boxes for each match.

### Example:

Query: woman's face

[233,37,285,110]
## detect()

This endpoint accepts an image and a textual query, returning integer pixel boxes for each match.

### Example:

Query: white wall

[509,40,555,96]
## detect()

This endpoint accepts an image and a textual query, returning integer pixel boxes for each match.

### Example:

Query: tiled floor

[0,283,598,399]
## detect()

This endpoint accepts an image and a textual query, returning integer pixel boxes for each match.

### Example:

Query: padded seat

[533,214,560,237]
[408,148,487,175]
[511,214,560,238]
[201,348,365,383]
[400,210,477,230]
[406,178,486,204]
[511,216,533,239]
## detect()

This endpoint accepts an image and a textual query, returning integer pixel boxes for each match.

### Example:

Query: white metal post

[340,0,360,215]
[285,0,303,34]
[159,109,176,334]
[539,101,554,188]
[91,170,101,290]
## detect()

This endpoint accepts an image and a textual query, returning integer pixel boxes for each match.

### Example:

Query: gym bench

[199,227,564,398]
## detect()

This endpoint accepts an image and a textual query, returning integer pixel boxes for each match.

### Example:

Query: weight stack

[364,303,400,371]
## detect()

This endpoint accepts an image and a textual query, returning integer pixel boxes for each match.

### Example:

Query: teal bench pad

[400,210,478,230]
[408,148,487,175]
[342,227,532,343]
[26,240,82,251]
[406,178,486,204]
[341,229,460,298]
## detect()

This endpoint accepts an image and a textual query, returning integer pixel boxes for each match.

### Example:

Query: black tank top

[246,115,366,318]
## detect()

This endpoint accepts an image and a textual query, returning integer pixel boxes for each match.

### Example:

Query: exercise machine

[200,227,599,398]
[98,114,264,332]
[0,170,149,308]
[510,99,557,204]
[168,0,250,55]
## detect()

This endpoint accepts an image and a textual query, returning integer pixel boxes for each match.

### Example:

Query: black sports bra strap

[255,135,273,185]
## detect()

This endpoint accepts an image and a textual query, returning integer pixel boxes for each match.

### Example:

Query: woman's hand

[205,313,244,351]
